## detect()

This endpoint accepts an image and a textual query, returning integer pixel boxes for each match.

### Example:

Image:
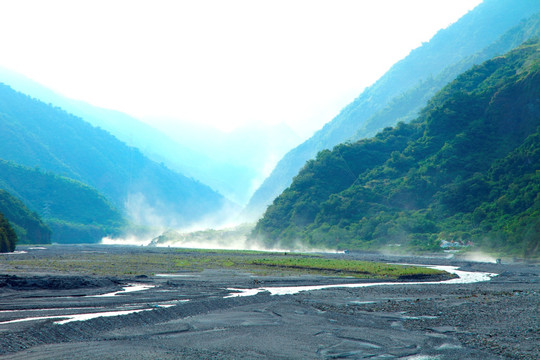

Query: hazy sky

[0,0,482,137]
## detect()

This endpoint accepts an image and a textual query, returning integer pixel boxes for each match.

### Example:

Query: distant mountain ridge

[245,0,540,219]
[253,39,540,257]
[0,68,301,205]
[145,119,301,204]
[0,68,233,196]
[0,83,228,232]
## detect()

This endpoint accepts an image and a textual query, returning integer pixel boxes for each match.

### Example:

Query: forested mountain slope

[253,40,540,257]
[0,84,228,229]
[245,0,540,219]
[355,10,540,140]
[0,189,50,246]
[0,161,125,243]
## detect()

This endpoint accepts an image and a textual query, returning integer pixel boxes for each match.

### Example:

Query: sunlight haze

[0,0,481,137]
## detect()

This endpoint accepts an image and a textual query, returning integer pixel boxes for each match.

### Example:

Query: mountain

[0,160,125,243]
[0,68,301,205]
[0,189,50,246]
[0,84,228,230]
[0,69,232,198]
[245,0,540,219]
[253,39,540,257]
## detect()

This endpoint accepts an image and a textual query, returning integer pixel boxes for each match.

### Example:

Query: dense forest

[0,160,125,243]
[253,40,540,257]
[246,0,540,219]
[0,189,50,245]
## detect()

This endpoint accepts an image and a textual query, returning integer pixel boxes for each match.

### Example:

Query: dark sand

[0,245,538,359]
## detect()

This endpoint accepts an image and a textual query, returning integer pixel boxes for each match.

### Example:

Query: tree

[0,212,17,252]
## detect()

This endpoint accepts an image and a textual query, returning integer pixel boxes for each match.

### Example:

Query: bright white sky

[0,0,482,137]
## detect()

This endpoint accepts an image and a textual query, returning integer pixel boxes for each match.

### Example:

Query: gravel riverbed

[0,245,537,359]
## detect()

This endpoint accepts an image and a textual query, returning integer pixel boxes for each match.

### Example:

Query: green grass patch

[249,257,444,278]
[1,250,447,279]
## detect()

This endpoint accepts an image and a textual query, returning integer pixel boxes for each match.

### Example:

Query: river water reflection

[226,265,498,297]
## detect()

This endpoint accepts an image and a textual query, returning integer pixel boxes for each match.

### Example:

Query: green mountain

[0,83,228,229]
[253,39,540,257]
[0,160,124,243]
[0,189,50,246]
[245,0,540,219]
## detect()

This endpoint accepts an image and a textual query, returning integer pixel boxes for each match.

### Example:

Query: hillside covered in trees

[0,161,125,243]
[253,40,540,257]
[0,189,50,246]
[246,0,540,219]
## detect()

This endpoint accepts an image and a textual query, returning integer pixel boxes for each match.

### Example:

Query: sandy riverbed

[0,245,538,359]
